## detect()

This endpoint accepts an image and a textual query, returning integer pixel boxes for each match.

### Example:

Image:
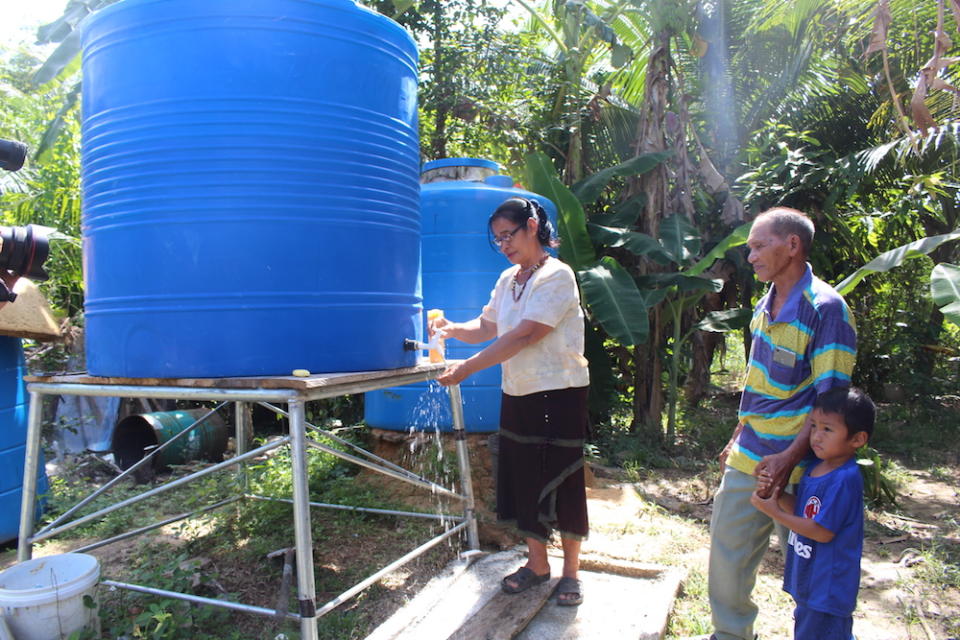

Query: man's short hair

[757,207,815,257]
[814,386,876,439]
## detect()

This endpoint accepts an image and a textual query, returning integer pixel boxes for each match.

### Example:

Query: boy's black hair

[814,386,875,439]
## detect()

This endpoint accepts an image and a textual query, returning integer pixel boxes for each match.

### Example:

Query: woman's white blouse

[481,257,589,396]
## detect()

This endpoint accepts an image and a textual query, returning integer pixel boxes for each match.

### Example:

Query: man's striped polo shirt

[727,264,857,483]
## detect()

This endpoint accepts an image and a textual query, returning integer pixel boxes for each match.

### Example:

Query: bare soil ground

[2,442,957,639]
[290,428,960,640]
[623,465,960,639]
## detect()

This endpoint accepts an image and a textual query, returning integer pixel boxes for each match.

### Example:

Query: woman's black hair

[487,197,559,248]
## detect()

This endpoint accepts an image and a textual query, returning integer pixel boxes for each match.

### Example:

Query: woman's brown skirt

[496,386,589,543]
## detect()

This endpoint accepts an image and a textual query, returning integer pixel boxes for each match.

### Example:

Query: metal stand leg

[447,384,479,551]
[289,399,319,640]
[17,391,44,561]
[234,401,251,492]
[15,365,458,629]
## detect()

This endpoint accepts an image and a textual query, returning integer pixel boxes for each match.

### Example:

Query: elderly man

[704,207,857,640]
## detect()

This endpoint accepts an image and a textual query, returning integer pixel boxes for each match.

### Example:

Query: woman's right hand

[429,315,452,340]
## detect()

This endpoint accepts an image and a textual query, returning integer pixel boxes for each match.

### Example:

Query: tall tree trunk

[630,33,672,237]
[429,1,448,159]
[632,313,663,444]
[624,30,673,438]
[686,259,738,404]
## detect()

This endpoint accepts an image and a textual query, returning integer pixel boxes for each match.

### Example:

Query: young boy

[751,386,876,640]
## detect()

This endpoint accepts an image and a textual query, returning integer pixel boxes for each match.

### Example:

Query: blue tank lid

[422,157,500,172]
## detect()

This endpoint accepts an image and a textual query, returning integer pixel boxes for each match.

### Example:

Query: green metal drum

[112,409,228,476]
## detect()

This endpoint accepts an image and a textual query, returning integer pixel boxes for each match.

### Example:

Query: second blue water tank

[80,0,421,377]
[0,337,48,544]
[364,159,557,432]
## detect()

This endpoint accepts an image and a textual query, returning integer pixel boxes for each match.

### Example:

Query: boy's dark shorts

[794,605,853,640]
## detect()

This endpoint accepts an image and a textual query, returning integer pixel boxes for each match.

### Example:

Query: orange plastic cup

[426,309,445,363]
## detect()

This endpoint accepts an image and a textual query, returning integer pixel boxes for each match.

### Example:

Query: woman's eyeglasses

[493,224,525,247]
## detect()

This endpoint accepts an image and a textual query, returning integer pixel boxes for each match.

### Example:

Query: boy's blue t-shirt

[784,456,864,617]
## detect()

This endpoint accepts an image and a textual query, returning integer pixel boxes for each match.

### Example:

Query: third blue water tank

[364,159,557,432]
[80,0,421,377]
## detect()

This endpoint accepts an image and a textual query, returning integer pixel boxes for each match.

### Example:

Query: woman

[434,196,590,606]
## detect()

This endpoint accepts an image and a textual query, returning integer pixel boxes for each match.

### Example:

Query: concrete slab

[365,549,681,640]
[365,549,528,640]
[516,568,682,640]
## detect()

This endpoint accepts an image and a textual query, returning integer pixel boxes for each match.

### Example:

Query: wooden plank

[24,362,448,390]
[447,577,557,640]
[0,279,61,341]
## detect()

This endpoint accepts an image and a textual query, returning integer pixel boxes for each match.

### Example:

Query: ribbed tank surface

[81,0,421,377]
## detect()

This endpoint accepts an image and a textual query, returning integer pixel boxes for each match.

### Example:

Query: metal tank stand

[16,363,479,640]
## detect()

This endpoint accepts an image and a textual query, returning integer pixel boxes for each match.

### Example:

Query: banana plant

[835,229,960,296]
[22,0,120,159]
[525,151,657,345]
[513,0,634,184]
[524,151,752,439]
[857,446,898,508]
[31,0,120,87]
[643,217,753,440]
[931,262,960,325]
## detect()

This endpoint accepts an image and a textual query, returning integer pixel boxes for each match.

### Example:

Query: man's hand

[753,451,797,498]
[755,468,773,495]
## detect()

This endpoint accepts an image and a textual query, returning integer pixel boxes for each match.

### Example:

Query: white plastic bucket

[0,553,100,640]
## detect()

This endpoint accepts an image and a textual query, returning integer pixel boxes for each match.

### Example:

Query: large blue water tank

[364,159,557,432]
[0,337,48,544]
[80,0,421,377]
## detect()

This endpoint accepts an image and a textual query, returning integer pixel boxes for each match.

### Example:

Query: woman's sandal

[554,576,583,606]
[501,567,551,594]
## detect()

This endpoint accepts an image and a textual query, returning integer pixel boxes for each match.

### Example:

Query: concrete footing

[365,547,682,640]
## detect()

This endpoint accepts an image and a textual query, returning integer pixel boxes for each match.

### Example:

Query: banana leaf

[34,80,81,162]
[835,230,960,296]
[524,152,596,269]
[693,308,753,332]
[584,322,617,416]
[589,193,646,228]
[32,31,81,87]
[686,221,753,276]
[571,151,671,204]
[577,257,651,346]
[32,0,120,86]
[931,263,960,325]
[636,273,724,293]
[658,214,702,266]
[586,224,671,264]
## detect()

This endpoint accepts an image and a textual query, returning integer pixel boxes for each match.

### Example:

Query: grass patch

[666,568,712,637]
[871,399,960,467]
[25,426,460,640]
